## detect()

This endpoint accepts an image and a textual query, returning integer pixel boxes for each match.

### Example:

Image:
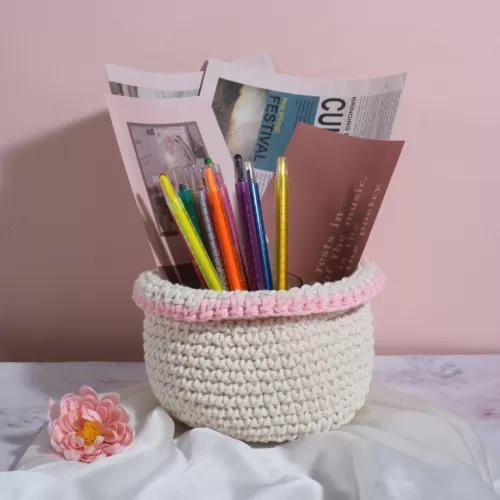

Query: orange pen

[204,166,246,291]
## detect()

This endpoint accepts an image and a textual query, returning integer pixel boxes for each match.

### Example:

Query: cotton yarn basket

[133,260,384,443]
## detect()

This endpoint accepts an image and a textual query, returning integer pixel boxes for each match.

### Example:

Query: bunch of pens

[158,156,288,291]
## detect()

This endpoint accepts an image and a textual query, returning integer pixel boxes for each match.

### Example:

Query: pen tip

[204,157,213,165]
[234,154,244,182]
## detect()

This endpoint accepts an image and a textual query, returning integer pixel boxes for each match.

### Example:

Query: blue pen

[244,161,273,290]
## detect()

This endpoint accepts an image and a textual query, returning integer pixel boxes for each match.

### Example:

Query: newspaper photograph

[106,94,234,287]
[107,53,276,99]
[200,59,406,194]
[128,121,208,238]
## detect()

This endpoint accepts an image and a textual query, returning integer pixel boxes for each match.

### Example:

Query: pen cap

[203,165,218,192]
[158,173,176,202]
[172,166,188,190]
[212,163,226,187]
[234,154,245,183]
[244,161,256,182]
[185,165,205,192]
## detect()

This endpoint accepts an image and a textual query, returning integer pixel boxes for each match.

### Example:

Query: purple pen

[234,154,264,291]
[207,160,248,289]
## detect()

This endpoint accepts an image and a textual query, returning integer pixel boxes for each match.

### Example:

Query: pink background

[1,0,499,360]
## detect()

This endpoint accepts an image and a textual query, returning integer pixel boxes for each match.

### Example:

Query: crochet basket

[133,261,384,442]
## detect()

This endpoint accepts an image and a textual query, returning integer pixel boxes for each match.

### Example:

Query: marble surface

[0,355,499,471]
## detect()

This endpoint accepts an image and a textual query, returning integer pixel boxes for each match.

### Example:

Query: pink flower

[47,386,134,463]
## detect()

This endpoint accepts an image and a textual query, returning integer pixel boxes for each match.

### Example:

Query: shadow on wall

[0,112,153,361]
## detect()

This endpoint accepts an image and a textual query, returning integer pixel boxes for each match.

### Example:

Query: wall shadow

[0,112,154,361]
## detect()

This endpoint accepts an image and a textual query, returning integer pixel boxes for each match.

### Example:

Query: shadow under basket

[133,261,384,443]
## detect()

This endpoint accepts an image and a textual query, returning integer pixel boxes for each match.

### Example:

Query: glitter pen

[275,157,288,290]
[185,165,228,289]
[234,154,264,291]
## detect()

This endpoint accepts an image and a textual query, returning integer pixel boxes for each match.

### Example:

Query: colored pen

[204,165,246,291]
[158,173,223,291]
[172,166,202,238]
[244,161,273,290]
[234,154,264,291]
[275,157,288,290]
[209,161,248,288]
[154,173,206,289]
[171,167,205,288]
[185,165,228,289]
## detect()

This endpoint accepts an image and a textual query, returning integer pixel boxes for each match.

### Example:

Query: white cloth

[1,384,499,499]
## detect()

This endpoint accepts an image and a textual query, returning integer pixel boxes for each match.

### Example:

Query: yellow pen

[158,173,223,291]
[275,157,288,290]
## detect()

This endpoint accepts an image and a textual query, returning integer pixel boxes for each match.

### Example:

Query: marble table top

[1,355,499,471]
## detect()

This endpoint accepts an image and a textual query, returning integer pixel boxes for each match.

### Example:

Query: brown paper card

[261,122,404,284]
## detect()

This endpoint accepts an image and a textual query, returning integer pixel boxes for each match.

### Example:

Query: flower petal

[79,385,98,400]
[68,435,78,447]
[59,393,78,416]
[82,394,99,408]
[110,409,123,423]
[96,406,110,425]
[61,413,76,433]
[63,449,82,461]
[93,435,104,447]
[121,427,134,447]
[101,428,118,443]
[103,443,123,456]
[101,393,120,406]
[82,404,102,423]
[68,410,83,431]
[62,431,79,448]
[47,399,60,421]
[50,438,62,453]
[99,399,114,412]
[113,422,127,438]
[119,407,131,424]
[52,422,66,443]
[81,449,105,463]
[69,433,84,448]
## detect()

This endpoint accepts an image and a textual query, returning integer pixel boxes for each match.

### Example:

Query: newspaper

[200,60,406,194]
[261,123,404,284]
[106,95,234,287]
[107,53,276,99]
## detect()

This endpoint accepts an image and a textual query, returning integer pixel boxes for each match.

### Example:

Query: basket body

[134,261,384,442]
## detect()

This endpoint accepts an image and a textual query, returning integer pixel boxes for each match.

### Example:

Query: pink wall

[1,0,499,360]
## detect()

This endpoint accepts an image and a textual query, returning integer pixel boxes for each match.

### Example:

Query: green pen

[172,166,202,238]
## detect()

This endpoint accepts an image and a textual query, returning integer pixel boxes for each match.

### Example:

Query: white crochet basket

[133,261,384,442]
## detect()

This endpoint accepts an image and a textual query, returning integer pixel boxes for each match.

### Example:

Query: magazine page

[107,53,276,99]
[261,123,405,284]
[106,94,234,286]
[200,59,406,194]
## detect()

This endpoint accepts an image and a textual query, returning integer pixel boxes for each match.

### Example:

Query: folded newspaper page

[261,123,404,284]
[200,60,406,194]
[106,94,234,286]
[107,53,276,99]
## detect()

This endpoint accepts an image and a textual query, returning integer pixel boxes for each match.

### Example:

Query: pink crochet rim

[133,261,384,323]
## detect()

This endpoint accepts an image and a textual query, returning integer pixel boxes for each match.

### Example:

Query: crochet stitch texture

[135,261,382,442]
